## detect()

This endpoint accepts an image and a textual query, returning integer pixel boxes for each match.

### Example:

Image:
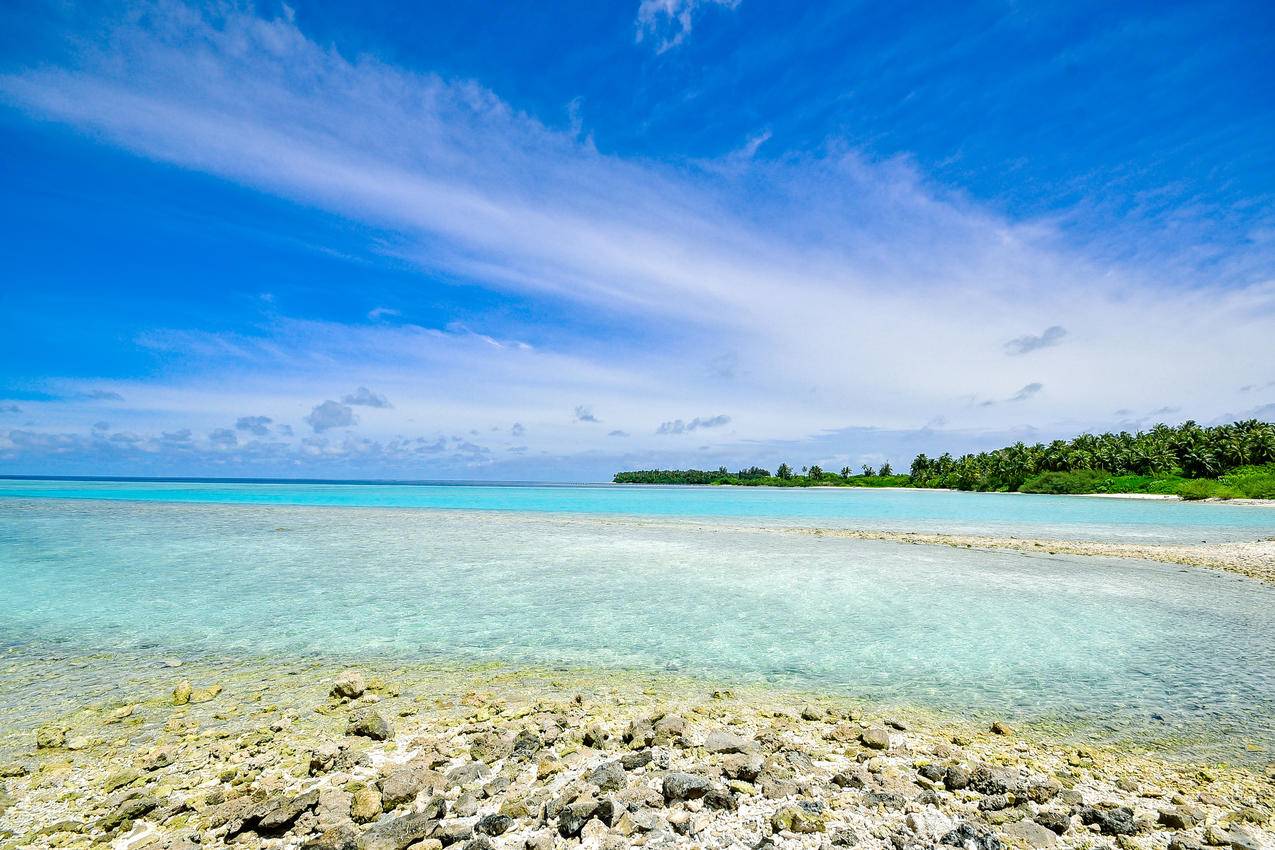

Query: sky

[1,0,1273,481]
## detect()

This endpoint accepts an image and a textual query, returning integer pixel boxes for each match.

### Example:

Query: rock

[511,729,541,758]
[358,812,438,850]
[801,705,827,721]
[470,730,511,763]
[620,749,653,770]
[580,818,609,843]
[832,767,872,789]
[98,796,162,833]
[256,789,320,834]
[445,761,491,788]
[347,710,393,741]
[0,762,28,777]
[991,721,1013,736]
[918,763,947,784]
[1023,779,1058,803]
[141,744,176,770]
[772,805,826,834]
[331,670,367,700]
[525,831,555,850]
[310,742,342,775]
[351,786,382,822]
[721,752,763,781]
[1204,825,1262,850]
[663,772,711,802]
[1168,838,1204,850]
[704,788,737,810]
[971,766,1022,795]
[1077,806,1136,836]
[475,814,513,836]
[304,823,360,850]
[1033,811,1070,835]
[945,765,972,790]
[453,791,480,817]
[864,791,908,810]
[381,757,437,809]
[907,809,957,838]
[941,823,1004,850]
[189,683,222,703]
[1002,820,1058,848]
[104,767,143,792]
[558,807,588,839]
[173,680,193,705]
[703,731,753,753]
[588,760,627,791]
[860,727,891,750]
[582,723,612,748]
[422,796,448,820]
[1159,807,1199,830]
[35,724,66,749]
[653,714,685,744]
[980,794,1012,812]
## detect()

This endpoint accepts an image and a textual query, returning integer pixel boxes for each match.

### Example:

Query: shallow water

[1,478,1274,543]
[1,498,1272,760]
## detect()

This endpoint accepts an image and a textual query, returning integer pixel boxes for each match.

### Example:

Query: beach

[1,658,1271,850]
[2,487,1274,848]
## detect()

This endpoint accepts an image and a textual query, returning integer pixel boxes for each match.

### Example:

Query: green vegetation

[613,420,1275,499]
[910,420,1275,498]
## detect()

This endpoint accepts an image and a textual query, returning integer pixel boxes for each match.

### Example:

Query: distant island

[615,419,1275,500]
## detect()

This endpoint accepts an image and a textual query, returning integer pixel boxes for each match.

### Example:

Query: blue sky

[1,0,1273,480]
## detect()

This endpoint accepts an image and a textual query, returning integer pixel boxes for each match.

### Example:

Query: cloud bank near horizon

[0,2,1272,478]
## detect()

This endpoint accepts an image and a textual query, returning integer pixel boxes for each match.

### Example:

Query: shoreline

[0,659,1270,849]
[793,528,1275,586]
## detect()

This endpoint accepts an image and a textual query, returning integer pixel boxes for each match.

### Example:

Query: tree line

[909,419,1275,492]
[613,420,1275,498]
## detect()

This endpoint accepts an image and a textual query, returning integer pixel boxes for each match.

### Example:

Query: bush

[1217,464,1275,499]
[1176,479,1243,500]
[1019,469,1112,495]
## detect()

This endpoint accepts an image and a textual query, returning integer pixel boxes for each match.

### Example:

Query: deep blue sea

[1,479,1272,758]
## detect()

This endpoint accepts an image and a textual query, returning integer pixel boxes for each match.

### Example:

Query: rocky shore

[0,662,1270,850]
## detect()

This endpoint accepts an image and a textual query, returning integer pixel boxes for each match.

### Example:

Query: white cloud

[305,400,357,432]
[635,0,740,54]
[0,3,1272,475]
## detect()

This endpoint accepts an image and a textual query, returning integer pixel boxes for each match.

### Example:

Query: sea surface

[2,477,1274,542]
[1,480,1273,761]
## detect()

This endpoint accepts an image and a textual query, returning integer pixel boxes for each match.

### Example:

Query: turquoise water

[1,477,1273,543]
[1,494,1273,760]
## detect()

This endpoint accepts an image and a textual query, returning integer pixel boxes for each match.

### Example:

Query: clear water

[2,477,1273,543]
[1,496,1273,760]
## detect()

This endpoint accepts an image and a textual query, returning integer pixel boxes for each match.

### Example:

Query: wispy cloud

[0,3,1271,476]
[1004,325,1067,356]
[1009,382,1044,402]
[635,0,740,54]
[574,405,600,423]
[656,414,731,434]
[979,383,1044,407]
